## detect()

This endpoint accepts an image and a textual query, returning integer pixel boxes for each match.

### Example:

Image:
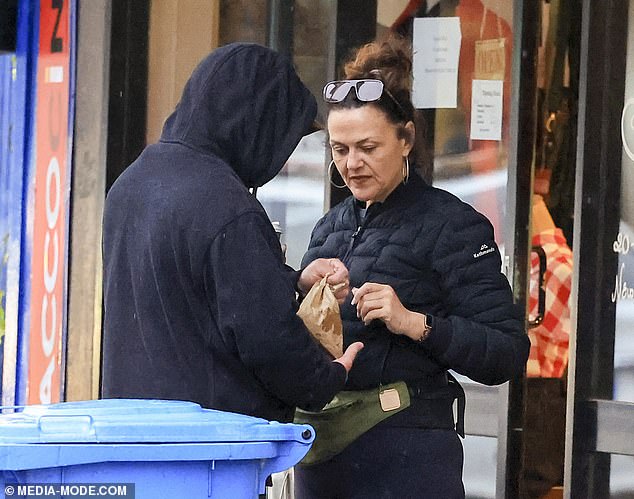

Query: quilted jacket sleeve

[205,211,346,411]
[422,208,530,385]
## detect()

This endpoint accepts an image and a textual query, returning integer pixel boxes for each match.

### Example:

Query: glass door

[567,0,634,496]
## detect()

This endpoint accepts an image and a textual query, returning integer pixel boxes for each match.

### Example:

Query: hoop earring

[402,157,410,185]
[328,160,347,189]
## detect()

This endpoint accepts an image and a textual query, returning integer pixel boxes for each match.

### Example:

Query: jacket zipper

[343,225,362,265]
[343,204,376,265]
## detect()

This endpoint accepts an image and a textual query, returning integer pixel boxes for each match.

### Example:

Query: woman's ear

[403,120,416,155]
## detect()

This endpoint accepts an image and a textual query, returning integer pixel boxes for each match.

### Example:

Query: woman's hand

[298,258,350,303]
[351,283,427,341]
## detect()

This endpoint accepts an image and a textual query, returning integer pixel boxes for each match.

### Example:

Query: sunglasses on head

[322,79,384,102]
[322,79,408,119]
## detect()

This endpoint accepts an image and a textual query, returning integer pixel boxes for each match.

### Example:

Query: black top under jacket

[101,43,345,422]
[302,172,530,392]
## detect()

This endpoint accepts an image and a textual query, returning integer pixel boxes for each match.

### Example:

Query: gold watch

[416,313,434,343]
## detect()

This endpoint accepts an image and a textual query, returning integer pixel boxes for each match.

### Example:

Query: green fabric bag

[294,381,411,466]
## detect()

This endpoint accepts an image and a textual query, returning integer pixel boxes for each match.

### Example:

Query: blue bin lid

[0,400,315,490]
[0,399,314,445]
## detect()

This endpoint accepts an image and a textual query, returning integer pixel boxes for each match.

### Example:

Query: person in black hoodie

[101,43,363,423]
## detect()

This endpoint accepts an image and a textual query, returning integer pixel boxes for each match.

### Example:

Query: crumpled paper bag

[297,276,343,358]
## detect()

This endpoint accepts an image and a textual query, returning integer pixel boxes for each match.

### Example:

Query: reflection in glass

[613,223,634,404]
[430,0,514,250]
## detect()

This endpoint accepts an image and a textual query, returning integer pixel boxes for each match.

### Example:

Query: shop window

[614,0,634,407]
[258,0,333,268]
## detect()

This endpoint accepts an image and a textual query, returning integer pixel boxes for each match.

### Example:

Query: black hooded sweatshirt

[101,43,346,422]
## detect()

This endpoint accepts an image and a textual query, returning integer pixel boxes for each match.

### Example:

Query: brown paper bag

[297,276,343,358]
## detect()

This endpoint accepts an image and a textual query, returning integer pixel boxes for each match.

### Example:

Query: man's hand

[298,258,350,303]
[333,342,364,373]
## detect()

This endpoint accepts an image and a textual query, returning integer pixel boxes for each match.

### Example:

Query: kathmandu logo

[473,244,495,259]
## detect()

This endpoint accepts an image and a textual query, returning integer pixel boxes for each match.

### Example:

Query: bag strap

[447,372,466,438]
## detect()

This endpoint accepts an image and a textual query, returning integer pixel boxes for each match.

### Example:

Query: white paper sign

[470,79,503,140]
[412,17,462,109]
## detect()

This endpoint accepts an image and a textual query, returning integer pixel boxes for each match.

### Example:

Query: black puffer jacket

[102,43,346,422]
[302,172,529,391]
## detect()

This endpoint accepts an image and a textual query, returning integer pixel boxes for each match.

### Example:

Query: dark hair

[328,34,431,177]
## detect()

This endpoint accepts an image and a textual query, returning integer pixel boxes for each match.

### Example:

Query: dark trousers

[294,425,465,499]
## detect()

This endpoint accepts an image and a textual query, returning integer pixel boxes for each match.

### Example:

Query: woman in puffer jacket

[294,35,530,499]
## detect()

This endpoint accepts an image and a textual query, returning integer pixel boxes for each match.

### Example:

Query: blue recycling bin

[0,399,314,498]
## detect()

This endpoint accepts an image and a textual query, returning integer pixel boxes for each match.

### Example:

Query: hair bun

[343,34,412,99]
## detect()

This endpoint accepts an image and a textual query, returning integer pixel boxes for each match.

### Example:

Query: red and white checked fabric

[527,228,573,378]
